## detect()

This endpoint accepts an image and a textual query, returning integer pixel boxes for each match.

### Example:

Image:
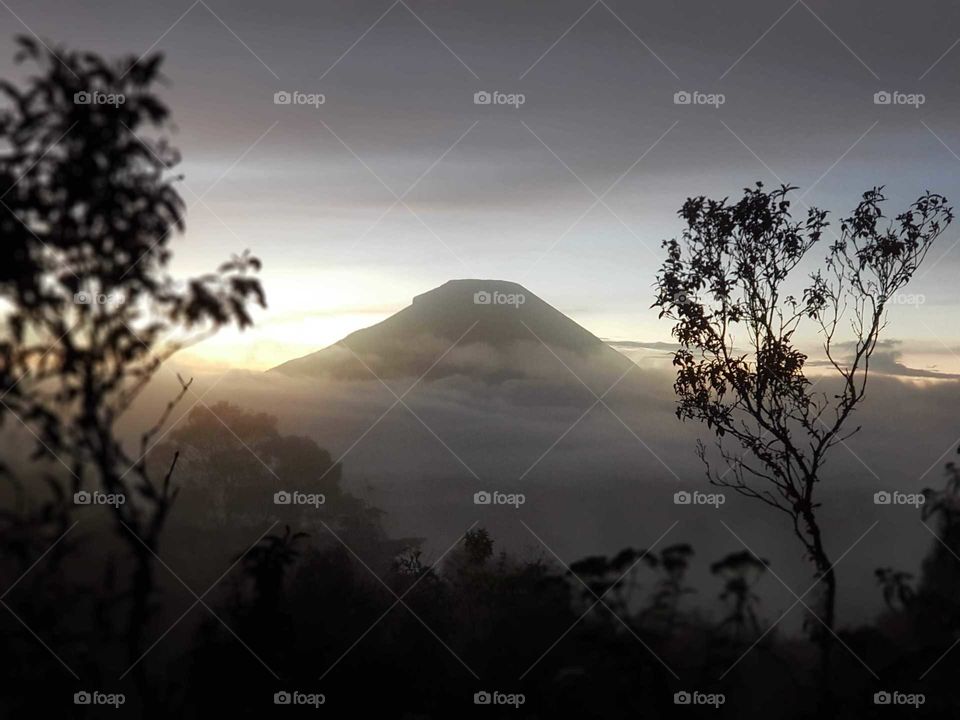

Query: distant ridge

[269,279,633,382]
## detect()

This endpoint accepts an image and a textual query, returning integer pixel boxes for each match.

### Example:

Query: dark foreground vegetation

[5,401,960,717]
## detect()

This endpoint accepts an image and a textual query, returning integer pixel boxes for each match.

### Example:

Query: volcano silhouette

[269,280,634,384]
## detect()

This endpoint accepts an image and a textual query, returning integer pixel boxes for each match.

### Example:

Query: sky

[3,0,960,371]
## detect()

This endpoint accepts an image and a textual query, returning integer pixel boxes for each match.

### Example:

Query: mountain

[269,279,634,384]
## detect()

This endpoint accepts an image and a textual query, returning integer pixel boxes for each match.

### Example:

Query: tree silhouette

[239,525,308,619]
[653,183,951,668]
[648,543,695,633]
[463,527,494,566]
[569,547,657,616]
[0,36,264,702]
[875,567,914,613]
[152,401,359,531]
[711,550,768,642]
[908,445,960,638]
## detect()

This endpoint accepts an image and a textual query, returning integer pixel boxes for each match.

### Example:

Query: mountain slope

[269,279,634,383]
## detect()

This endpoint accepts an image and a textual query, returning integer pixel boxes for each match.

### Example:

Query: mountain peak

[413,278,529,302]
[270,279,631,382]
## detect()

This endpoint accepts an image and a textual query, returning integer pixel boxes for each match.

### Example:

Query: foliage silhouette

[653,182,952,670]
[0,37,264,712]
